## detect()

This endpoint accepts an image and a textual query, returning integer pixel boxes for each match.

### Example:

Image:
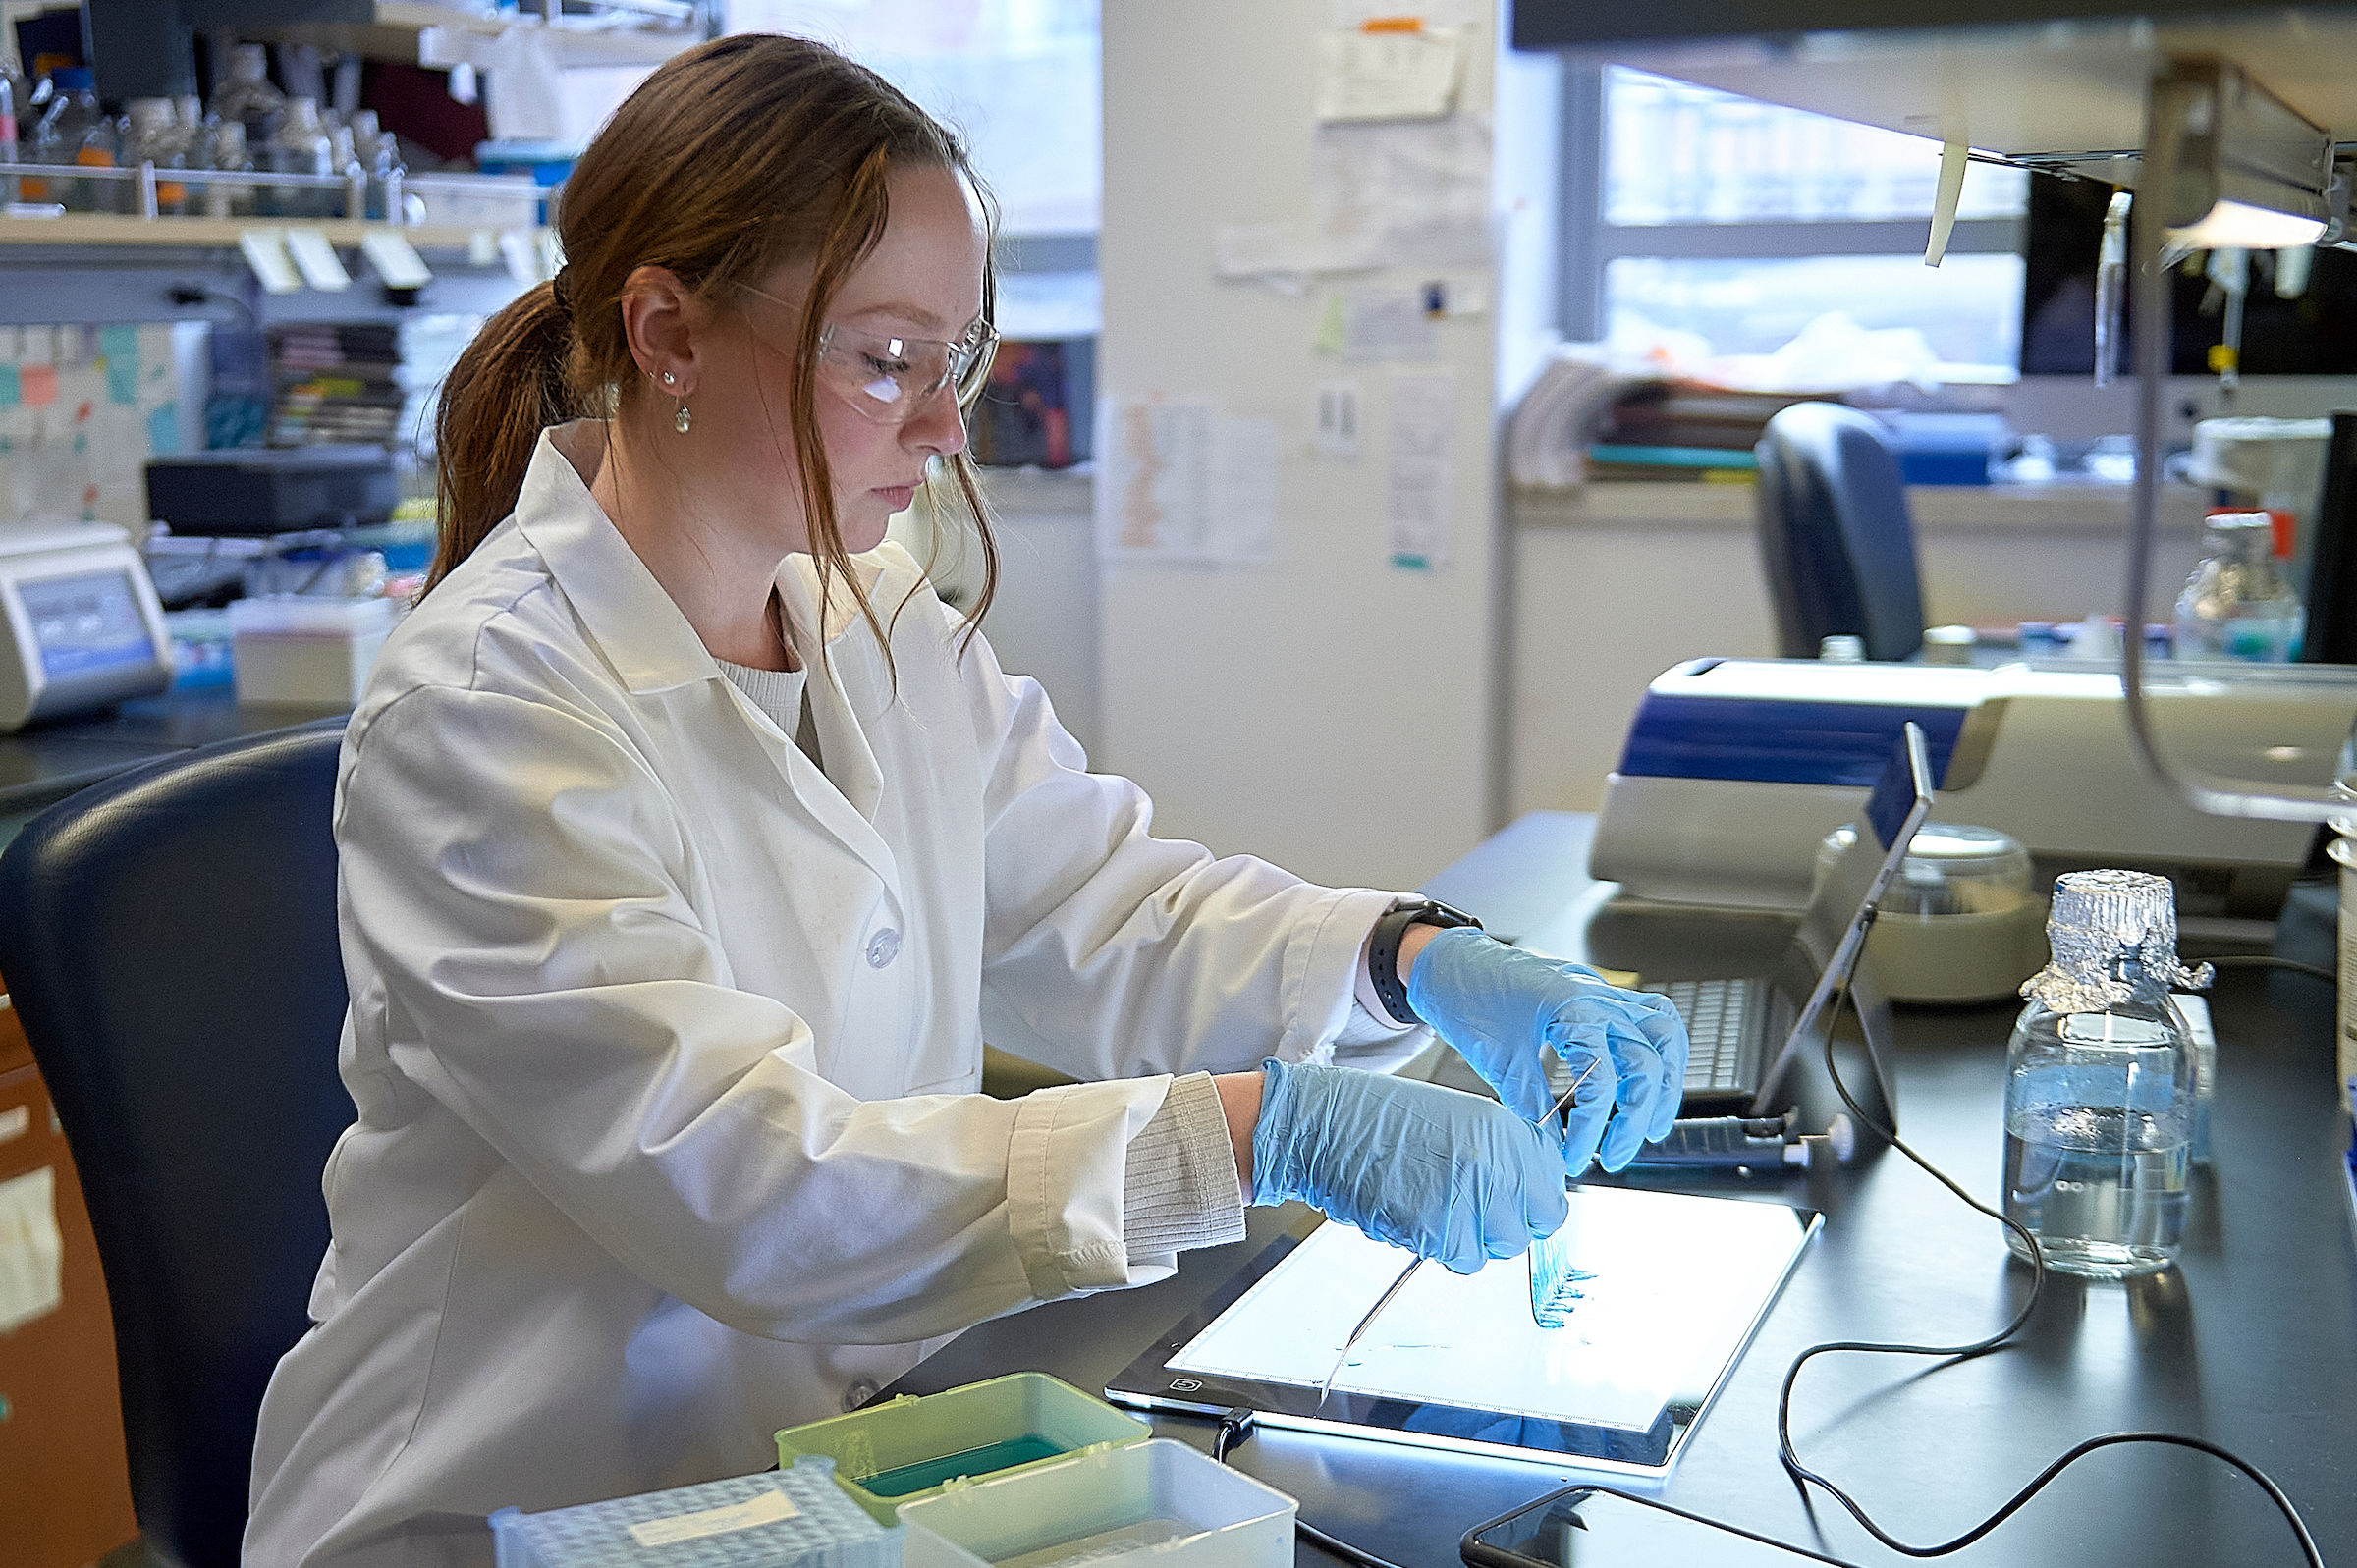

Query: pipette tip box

[487,1455,897,1568]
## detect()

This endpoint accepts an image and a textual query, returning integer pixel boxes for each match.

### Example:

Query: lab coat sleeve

[336,682,1173,1343]
[959,621,1418,1081]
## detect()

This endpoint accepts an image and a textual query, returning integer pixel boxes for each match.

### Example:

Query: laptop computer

[1535,721,1937,1124]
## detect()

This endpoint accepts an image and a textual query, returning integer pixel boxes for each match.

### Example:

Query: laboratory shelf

[259,0,704,70]
[0,213,533,252]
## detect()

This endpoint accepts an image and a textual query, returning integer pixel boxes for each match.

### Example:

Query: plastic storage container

[488,1455,898,1568]
[776,1373,1152,1525]
[229,594,396,705]
[473,139,578,223]
[403,171,543,229]
[898,1439,1296,1568]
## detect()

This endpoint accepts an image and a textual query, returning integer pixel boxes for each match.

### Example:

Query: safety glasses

[737,282,998,426]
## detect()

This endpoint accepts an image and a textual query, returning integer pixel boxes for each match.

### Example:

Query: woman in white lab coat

[243,35,1686,1568]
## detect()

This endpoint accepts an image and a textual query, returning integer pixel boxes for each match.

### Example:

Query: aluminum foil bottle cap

[2023,868,2213,1010]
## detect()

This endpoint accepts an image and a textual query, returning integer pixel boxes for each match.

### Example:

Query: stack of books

[1587,385,1830,482]
[269,324,404,447]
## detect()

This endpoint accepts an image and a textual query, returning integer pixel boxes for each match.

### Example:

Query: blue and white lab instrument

[0,522,173,731]
[1592,657,2357,911]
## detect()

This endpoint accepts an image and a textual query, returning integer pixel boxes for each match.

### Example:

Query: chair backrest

[0,719,351,1568]
[1754,402,1927,662]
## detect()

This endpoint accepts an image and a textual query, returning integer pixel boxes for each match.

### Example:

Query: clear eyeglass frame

[736,282,998,426]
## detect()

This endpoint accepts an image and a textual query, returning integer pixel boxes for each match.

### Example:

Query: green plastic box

[775,1373,1151,1525]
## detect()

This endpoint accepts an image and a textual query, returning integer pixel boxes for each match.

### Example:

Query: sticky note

[101,324,140,405]
[0,365,18,407]
[19,364,59,407]
[148,402,181,455]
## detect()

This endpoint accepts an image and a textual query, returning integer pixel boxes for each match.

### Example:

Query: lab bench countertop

[0,687,348,838]
[890,810,2357,1568]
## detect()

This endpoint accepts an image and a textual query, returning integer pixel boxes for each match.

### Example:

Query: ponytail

[424,281,582,595]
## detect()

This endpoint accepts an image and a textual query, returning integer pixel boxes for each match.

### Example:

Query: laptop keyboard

[1654,978,1755,1094]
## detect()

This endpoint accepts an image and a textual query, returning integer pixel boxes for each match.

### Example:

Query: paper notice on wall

[1387,371,1457,570]
[1310,116,1492,271]
[1315,27,1465,122]
[0,1166,64,1334]
[1342,289,1438,363]
[1219,114,1492,282]
[1099,400,1279,566]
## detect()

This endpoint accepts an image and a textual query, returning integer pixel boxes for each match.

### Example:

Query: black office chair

[1754,401,1928,662]
[0,719,352,1568]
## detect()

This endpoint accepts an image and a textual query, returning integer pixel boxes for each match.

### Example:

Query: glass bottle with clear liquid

[2174,511,2304,662]
[2002,870,2212,1277]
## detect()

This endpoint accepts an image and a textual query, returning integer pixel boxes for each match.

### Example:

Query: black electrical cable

[2202,953,2337,984]
[1780,971,2328,1567]
[1205,1406,1410,1568]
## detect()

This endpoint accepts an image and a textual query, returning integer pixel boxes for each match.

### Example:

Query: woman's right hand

[1237,1059,1567,1273]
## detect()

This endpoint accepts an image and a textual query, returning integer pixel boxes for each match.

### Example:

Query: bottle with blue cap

[2002,869,2212,1277]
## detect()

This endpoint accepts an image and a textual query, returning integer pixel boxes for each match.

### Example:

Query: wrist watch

[1366,898,1483,1026]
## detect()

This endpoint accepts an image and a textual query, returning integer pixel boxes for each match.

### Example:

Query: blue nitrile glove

[1251,1058,1568,1274]
[1405,926,1689,1176]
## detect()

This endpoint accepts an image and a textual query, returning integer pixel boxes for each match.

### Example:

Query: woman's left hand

[1404,926,1689,1175]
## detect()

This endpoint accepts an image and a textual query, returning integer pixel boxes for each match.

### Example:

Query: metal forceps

[1314,1056,1602,1408]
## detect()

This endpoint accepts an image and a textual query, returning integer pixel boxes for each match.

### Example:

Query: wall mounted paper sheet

[1310,116,1493,270]
[1386,370,1457,568]
[1315,28,1466,123]
[1342,290,1439,363]
[1315,379,1363,460]
[1098,400,1279,566]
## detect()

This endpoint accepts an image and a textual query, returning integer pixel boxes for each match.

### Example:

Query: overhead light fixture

[2147,57,2333,251]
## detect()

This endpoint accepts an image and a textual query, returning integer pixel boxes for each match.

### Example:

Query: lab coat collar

[516,421,908,858]
[515,422,923,694]
[514,422,720,696]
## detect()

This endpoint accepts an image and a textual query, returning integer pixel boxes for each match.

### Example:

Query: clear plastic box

[228,593,397,705]
[775,1373,1151,1525]
[488,1455,898,1568]
[897,1439,1296,1568]
[403,171,543,230]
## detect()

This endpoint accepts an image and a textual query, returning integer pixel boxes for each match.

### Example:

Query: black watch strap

[1367,898,1483,1026]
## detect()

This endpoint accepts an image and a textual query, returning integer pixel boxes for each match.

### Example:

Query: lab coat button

[865,927,901,968]
[842,1377,880,1411]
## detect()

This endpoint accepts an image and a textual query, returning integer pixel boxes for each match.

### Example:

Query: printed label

[624,1488,797,1547]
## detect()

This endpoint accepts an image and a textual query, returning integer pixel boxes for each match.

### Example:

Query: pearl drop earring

[675,401,691,434]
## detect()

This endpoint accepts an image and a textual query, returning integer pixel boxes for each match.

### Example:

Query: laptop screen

[1752,723,1937,1118]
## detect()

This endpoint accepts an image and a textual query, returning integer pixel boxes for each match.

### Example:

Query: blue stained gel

[855,1434,1067,1497]
[1531,1222,1599,1330]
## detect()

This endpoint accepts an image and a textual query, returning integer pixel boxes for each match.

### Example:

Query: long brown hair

[427,33,999,658]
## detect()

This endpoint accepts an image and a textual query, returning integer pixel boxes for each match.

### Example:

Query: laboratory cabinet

[0,985,139,1568]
